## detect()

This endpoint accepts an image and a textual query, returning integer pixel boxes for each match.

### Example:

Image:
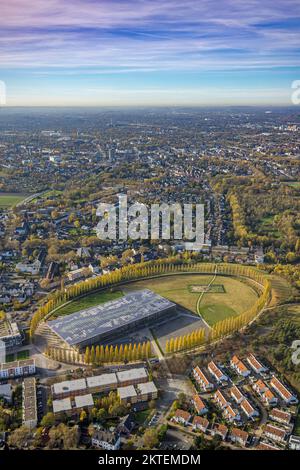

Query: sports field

[0,192,28,208]
[50,289,123,318]
[125,273,258,326]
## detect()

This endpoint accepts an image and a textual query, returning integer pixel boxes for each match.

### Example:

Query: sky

[0,0,300,106]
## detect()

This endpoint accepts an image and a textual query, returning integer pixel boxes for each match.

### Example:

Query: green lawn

[283,181,300,189]
[5,349,30,362]
[0,192,28,208]
[5,353,15,363]
[134,409,152,425]
[17,349,30,360]
[199,303,238,325]
[126,274,258,327]
[50,289,123,318]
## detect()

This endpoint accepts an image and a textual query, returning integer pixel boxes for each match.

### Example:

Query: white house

[208,361,228,383]
[91,430,121,450]
[270,377,298,405]
[246,354,267,374]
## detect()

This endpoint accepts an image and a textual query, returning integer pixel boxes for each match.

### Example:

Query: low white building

[0,359,36,379]
[92,430,121,450]
[289,435,300,451]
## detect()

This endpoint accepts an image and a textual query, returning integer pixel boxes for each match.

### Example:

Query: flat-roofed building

[22,377,37,430]
[0,320,22,349]
[47,290,175,349]
[86,373,118,394]
[0,359,36,380]
[136,381,158,402]
[52,378,87,399]
[118,385,137,404]
[74,394,94,411]
[53,397,72,416]
[117,367,148,387]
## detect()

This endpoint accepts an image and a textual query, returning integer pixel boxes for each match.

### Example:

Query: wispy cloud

[1,0,299,105]
[0,0,299,70]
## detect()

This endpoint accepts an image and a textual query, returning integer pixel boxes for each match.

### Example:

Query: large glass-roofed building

[47,289,175,349]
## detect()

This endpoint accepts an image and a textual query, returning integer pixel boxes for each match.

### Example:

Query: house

[253,380,277,406]
[240,399,259,419]
[16,259,41,275]
[264,424,287,443]
[270,376,298,405]
[253,379,268,395]
[193,394,208,415]
[262,389,278,407]
[257,441,280,450]
[289,435,300,450]
[192,416,209,433]
[269,408,291,425]
[230,355,250,377]
[91,429,121,450]
[211,423,228,441]
[208,361,228,383]
[246,353,267,374]
[192,366,214,391]
[214,389,228,409]
[223,405,241,423]
[173,409,191,425]
[117,414,135,435]
[230,385,244,404]
[0,359,36,379]
[230,428,249,447]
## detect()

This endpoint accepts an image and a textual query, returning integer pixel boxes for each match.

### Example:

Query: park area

[45,271,261,354]
[0,192,28,208]
[126,273,258,326]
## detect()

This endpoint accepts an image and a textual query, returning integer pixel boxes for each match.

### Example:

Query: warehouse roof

[118,385,137,400]
[74,394,94,409]
[117,367,148,384]
[53,397,72,414]
[47,289,175,346]
[137,381,158,395]
[52,378,87,395]
[86,373,118,389]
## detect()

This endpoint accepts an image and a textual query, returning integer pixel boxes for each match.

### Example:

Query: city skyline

[1,0,300,106]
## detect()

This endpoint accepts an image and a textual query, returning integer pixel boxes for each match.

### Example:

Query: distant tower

[108,148,115,162]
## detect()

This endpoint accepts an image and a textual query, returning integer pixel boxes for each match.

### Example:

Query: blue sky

[1,0,300,106]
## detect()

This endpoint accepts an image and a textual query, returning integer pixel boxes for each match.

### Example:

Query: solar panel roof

[47,289,175,346]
